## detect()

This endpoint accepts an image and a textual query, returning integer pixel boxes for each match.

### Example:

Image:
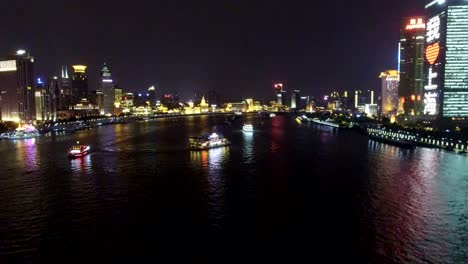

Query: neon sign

[425,43,440,65]
[406,18,425,30]
[274,83,283,91]
[426,16,440,42]
[424,92,438,115]
[424,15,442,115]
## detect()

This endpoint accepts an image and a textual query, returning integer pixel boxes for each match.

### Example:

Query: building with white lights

[0,50,36,122]
[100,63,114,115]
[380,70,400,116]
[425,0,468,125]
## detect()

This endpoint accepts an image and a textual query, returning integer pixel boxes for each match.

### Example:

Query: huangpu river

[0,115,467,263]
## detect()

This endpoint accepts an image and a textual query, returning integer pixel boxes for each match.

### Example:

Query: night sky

[1,0,426,101]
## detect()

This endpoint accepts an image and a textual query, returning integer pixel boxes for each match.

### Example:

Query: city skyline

[0,0,426,100]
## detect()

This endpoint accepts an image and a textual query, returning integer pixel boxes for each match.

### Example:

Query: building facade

[425,0,468,123]
[399,17,426,116]
[380,70,400,116]
[71,65,88,105]
[100,63,114,115]
[60,65,71,110]
[0,50,36,122]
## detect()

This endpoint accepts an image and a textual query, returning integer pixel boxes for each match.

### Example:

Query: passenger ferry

[311,118,340,128]
[189,133,230,150]
[68,141,91,158]
[242,124,254,133]
[1,124,40,140]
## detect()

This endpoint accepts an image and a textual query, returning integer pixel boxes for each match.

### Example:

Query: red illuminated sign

[406,18,425,30]
[426,43,440,65]
[274,83,283,92]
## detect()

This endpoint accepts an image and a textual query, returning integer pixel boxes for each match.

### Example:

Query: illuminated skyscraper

[148,86,157,107]
[399,17,426,116]
[46,77,59,120]
[274,83,285,105]
[380,70,400,116]
[60,65,71,110]
[291,90,300,109]
[0,50,36,122]
[35,78,46,121]
[100,63,114,115]
[71,65,88,105]
[424,0,468,122]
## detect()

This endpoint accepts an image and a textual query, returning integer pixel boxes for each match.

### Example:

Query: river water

[0,115,466,263]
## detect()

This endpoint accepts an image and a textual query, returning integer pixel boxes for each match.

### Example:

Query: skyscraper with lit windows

[399,17,425,116]
[71,65,88,105]
[100,63,114,115]
[0,50,36,122]
[424,0,468,123]
[380,70,400,116]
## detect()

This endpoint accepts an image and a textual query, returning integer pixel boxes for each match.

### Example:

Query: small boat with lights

[68,141,91,159]
[189,133,230,150]
[242,124,254,133]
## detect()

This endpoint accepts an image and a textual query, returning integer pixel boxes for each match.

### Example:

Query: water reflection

[364,141,466,263]
[70,155,92,173]
[243,132,254,164]
[15,138,38,172]
[190,147,229,229]
[271,117,285,153]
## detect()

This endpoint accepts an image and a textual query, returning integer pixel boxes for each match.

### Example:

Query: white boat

[189,133,231,150]
[242,124,254,132]
[311,118,340,128]
[269,113,276,118]
[1,124,40,140]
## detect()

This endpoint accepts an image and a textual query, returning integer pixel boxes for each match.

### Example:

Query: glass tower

[399,17,426,116]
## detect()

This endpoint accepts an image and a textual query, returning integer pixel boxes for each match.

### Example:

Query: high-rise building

[114,86,123,107]
[291,90,300,109]
[92,90,104,114]
[71,65,88,105]
[0,50,36,122]
[274,83,287,106]
[148,86,157,107]
[60,65,71,110]
[35,78,46,121]
[424,0,468,122]
[380,70,400,116]
[399,17,426,116]
[45,77,59,121]
[100,63,114,115]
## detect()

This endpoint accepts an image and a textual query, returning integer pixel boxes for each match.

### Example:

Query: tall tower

[60,65,71,110]
[291,90,300,109]
[425,0,468,124]
[100,62,114,115]
[148,86,156,107]
[274,83,284,105]
[399,17,426,116]
[71,65,88,105]
[0,50,35,122]
[380,70,400,116]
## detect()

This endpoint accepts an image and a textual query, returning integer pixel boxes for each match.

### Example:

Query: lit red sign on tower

[274,83,283,91]
[406,18,425,30]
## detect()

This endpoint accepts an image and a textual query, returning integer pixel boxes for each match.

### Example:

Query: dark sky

[0,0,426,101]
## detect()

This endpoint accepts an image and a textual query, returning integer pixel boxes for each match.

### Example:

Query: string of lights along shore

[1,0,468,130]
